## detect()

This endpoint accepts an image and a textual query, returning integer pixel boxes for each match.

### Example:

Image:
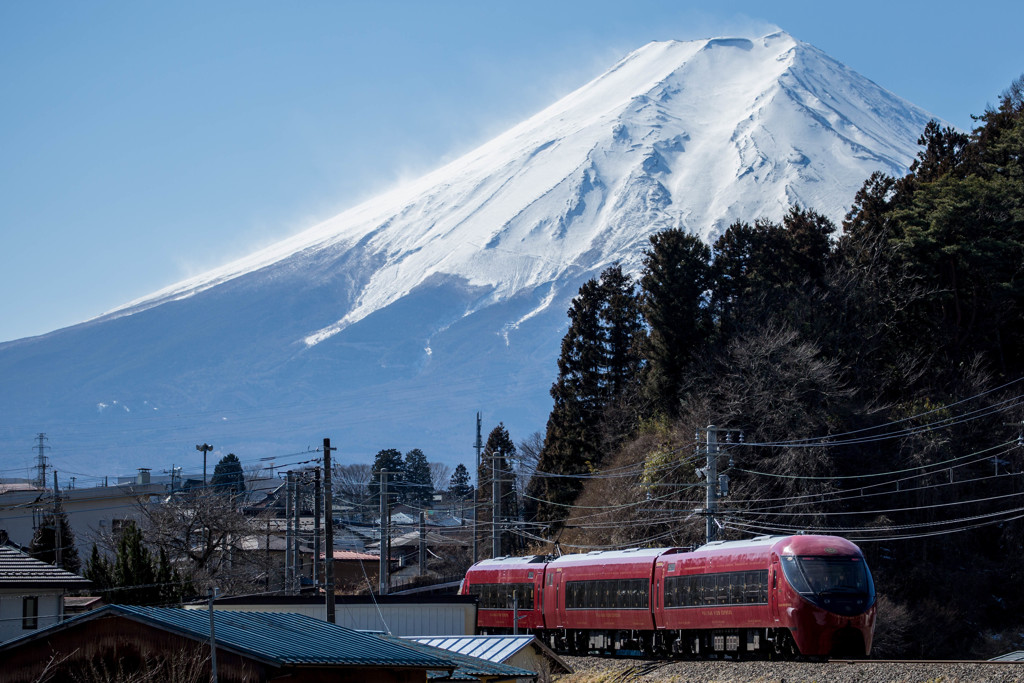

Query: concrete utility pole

[322,438,337,624]
[705,425,718,544]
[473,412,482,564]
[208,587,219,683]
[378,470,389,595]
[53,471,62,568]
[419,511,427,577]
[292,473,301,593]
[196,443,213,486]
[285,471,294,593]
[492,447,501,559]
[313,467,321,587]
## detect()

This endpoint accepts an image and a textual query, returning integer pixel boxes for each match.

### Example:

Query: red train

[460,535,875,658]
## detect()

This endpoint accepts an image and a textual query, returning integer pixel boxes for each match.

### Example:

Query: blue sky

[1,1,1021,343]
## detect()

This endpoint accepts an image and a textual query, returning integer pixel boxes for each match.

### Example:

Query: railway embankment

[555,656,1024,682]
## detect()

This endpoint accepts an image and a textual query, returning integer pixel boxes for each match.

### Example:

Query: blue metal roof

[82,606,456,669]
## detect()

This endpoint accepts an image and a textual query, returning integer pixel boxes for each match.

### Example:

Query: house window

[23,597,38,630]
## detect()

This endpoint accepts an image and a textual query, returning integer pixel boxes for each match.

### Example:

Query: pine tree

[478,424,521,556]
[111,521,159,605]
[211,453,245,494]
[403,448,434,506]
[448,463,473,499]
[368,448,405,501]
[527,266,643,526]
[641,229,713,416]
[29,506,81,574]
[84,544,113,593]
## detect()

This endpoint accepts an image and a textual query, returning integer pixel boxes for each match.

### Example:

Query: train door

[769,556,780,623]
[554,569,565,628]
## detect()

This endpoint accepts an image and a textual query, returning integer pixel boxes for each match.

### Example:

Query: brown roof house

[0,542,90,644]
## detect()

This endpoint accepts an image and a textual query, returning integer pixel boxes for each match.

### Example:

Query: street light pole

[196,443,214,486]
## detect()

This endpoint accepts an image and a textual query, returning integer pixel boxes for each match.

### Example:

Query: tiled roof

[0,545,91,587]
[331,550,379,561]
[379,635,535,681]
[59,606,456,669]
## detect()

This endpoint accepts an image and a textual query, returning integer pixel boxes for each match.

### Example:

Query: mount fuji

[0,32,938,478]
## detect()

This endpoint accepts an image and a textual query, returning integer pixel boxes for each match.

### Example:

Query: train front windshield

[781,555,875,614]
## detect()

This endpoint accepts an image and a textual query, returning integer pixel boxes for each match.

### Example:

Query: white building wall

[0,590,63,644]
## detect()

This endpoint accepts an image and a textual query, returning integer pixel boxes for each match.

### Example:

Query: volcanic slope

[0,32,939,474]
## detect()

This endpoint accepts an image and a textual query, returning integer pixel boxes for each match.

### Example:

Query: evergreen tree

[29,506,81,574]
[448,463,473,499]
[478,424,520,556]
[211,453,245,494]
[368,448,405,501]
[111,521,159,605]
[83,543,113,593]
[527,266,643,526]
[641,229,713,416]
[403,448,433,506]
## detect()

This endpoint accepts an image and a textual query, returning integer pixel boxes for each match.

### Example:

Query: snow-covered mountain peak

[0,34,940,473]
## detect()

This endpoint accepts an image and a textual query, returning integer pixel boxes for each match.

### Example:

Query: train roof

[548,547,681,565]
[693,535,863,556]
[468,555,549,568]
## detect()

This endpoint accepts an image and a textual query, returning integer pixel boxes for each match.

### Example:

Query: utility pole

[472,413,482,564]
[208,587,219,683]
[53,470,62,569]
[379,470,389,595]
[285,471,294,593]
[706,425,718,544]
[196,443,213,486]
[322,438,337,623]
[292,473,301,593]
[492,446,501,559]
[313,467,321,588]
[419,511,427,577]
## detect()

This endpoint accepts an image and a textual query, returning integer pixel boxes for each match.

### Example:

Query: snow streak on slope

[104,32,934,345]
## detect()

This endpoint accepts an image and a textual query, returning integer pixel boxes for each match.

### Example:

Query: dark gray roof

[0,545,90,587]
[0,605,456,669]
[380,635,535,681]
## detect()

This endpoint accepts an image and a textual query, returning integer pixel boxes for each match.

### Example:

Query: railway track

[559,655,1024,683]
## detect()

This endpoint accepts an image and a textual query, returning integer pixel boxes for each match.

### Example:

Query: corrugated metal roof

[410,635,535,663]
[381,635,535,681]
[95,606,455,668]
[990,650,1024,662]
[0,545,91,586]
[410,635,572,675]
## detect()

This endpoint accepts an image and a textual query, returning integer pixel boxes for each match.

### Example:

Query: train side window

[548,574,554,586]
[760,570,769,603]
[665,578,675,607]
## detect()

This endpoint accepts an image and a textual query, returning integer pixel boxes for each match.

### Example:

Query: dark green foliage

[477,424,521,556]
[641,229,713,415]
[84,543,113,591]
[368,448,405,501]
[110,521,159,605]
[403,448,433,505]
[448,463,472,499]
[28,505,81,574]
[210,453,245,494]
[527,265,644,526]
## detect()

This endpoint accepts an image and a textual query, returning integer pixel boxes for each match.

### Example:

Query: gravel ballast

[555,656,1024,682]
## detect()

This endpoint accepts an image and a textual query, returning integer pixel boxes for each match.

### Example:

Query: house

[0,543,91,643]
[0,605,457,683]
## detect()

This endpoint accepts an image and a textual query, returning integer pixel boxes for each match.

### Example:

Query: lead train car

[461,535,875,658]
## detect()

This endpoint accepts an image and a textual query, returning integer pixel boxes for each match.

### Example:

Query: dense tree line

[526,77,1024,657]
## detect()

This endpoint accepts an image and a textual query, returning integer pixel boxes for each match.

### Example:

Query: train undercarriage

[479,627,816,660]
